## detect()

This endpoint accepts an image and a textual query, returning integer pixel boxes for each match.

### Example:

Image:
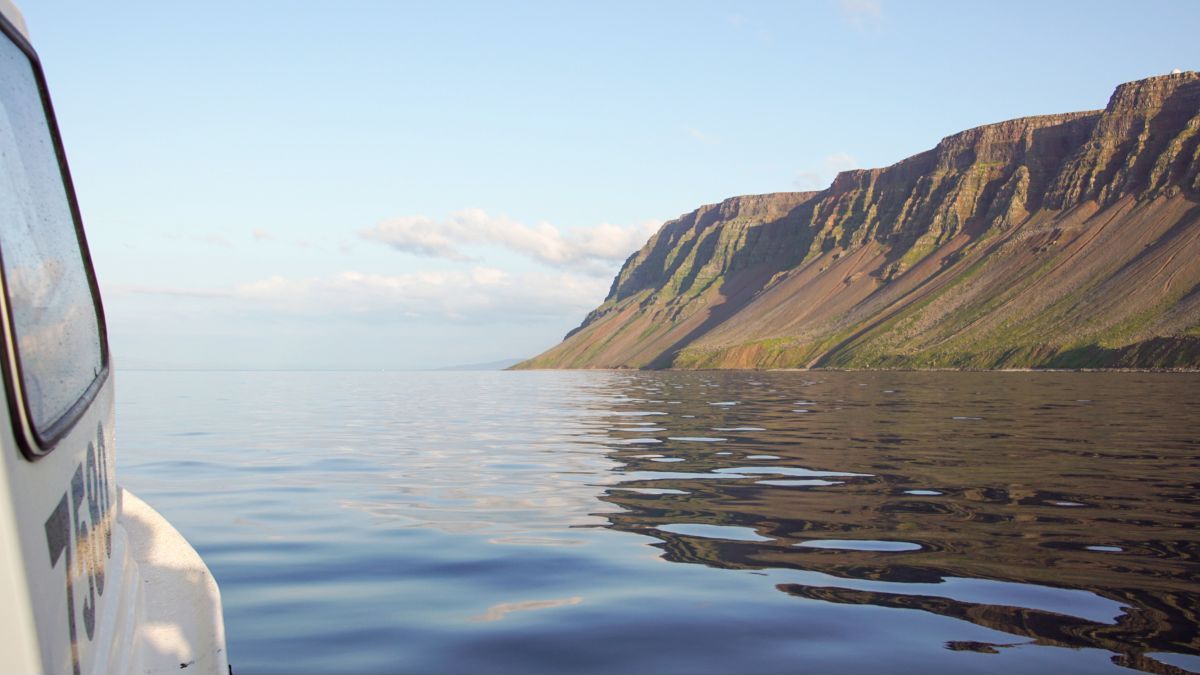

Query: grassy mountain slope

[518,72,1200,370]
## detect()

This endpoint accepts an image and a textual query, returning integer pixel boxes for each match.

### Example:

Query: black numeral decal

[86,442,104,595]
[42,423,112,674]
[97,430,112,557]
[44,492,80,675]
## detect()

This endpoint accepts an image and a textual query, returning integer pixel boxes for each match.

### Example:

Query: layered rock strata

[519,72,1200,370]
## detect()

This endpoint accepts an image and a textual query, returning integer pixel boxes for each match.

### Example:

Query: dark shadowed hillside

[518,72,1200,370]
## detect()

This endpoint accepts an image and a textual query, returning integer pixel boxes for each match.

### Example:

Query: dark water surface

[116,370,1200,674]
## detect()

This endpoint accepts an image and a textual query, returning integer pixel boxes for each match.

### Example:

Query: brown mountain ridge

[517,72,1200,370]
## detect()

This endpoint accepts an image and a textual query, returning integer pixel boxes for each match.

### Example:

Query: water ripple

[115,370,1200,675]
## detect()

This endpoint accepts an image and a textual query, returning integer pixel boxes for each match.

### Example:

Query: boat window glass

[0,29,104,440]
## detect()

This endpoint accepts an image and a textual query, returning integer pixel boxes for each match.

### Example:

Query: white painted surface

[0,0,27,40]
[0,436,42,673]
[120,488,229,675]
[86,514,145,675]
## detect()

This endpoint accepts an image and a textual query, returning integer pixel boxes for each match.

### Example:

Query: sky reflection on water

[117,370,1200,674]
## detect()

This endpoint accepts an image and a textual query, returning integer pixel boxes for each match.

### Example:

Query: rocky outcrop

[518,72,1200,370]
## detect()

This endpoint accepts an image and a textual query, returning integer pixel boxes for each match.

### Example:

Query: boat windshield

[0,27,104,442]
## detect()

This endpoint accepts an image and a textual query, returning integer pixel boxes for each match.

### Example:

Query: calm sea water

[115,370,1200,674]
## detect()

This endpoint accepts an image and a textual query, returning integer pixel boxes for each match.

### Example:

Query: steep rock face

[607,191,816,302]
[518,72,1200,370]
[564,192,816,343]
[1047,74,1200,207]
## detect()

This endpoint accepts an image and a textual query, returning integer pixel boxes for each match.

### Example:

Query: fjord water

[116,370,1200,674]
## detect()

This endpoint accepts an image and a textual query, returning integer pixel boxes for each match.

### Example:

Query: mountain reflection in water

[597,371,1200,674]
[117,370,1200,674]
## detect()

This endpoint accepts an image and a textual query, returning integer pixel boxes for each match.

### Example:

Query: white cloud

[361,209,660,269]
[839,0,883,29]
[361,214,473,261]
[687,127,719,144]
[794,152,859,190]
[725,12,773,44]
[231,267,609,321]
[164,231,235,248]
[109,283,231,299]
[115,266,609,324]
[251,227,331,251]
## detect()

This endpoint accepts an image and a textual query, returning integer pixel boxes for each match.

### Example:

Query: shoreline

[508,366,1200,374]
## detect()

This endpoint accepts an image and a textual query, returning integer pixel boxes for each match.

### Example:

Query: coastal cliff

[518,72,1200,370]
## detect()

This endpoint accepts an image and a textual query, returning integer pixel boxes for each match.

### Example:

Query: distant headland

[517,72,1200,371]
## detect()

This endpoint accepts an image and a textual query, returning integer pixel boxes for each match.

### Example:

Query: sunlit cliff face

[521,73,1200,372]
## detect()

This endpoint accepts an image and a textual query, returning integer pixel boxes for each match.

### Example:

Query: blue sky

[17,1,1200,369]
